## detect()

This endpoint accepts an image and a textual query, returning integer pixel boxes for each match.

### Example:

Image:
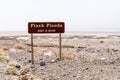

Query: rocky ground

[0,33,120,80]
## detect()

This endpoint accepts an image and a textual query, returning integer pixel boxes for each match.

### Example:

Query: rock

[40,62,46,66]
[63,74,66,77]
[100,41,104,43]
[100,57,106,60]
[85,68,89,70]
[44,51,52,56]
[15,65,21,69]
[51,59,56,63]
[28,60,32,63]
[100,69,103,72]
[51,58,62,63]
[56,58,61,61]
[9,48,17,52]
[73,75,76,77]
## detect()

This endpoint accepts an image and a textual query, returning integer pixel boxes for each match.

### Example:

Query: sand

[0,32,120,80]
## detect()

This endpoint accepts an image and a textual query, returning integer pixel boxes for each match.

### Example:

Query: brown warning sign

[28,22,65,33]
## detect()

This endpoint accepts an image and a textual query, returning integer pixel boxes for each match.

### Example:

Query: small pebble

[73,75,76,77]
[86,68,89,70]
[51,60,56,63]
[40,62,46,66]
[28,60,32,63]
[15,65,21,69]
[100,69,103,72]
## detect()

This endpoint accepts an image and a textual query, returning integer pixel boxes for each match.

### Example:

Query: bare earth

[0,32,120,80]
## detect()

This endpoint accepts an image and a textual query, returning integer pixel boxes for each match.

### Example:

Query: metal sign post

[59,33,62,59]
[31,33,34,64]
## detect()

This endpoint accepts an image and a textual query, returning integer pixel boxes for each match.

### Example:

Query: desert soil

[0,32,120,80]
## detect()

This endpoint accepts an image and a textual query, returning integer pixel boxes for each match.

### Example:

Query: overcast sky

[0,0,120,32]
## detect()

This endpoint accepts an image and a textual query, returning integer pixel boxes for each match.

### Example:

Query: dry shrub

[14,44,25,49]
[20,66,30,75]
[61,49,77,60]
[33,47,44,55]
[5,60,21,75]
[0,46,10,51]
[33,47,57,57]
[8,60,17,67]
[46,47,58,57]
[4,66,19,75]
[0,50,9,62]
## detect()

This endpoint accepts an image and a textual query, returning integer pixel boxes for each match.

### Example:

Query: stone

[51,59,56,63]
[40,62,46,66]
[15,65,21,69]
[28,60,32,63]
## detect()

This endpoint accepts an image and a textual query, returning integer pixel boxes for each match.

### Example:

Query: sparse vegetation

[0,46,10,51]
[33,47,44,55]
[20,66,30,75]
[4,66,19,75]
[8,61,17,67]
[61,49,77,60]
[0,50,9,63]
[4,60,20,75]
[14,44,25,49]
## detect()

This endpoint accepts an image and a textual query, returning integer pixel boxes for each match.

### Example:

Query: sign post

[28,22,65,64]
[31,33,34,64]
[59,33,62,59]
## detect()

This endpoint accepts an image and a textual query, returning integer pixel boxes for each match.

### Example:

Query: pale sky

[0,0,120,32]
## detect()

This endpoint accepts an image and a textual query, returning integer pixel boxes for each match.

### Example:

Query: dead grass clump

[0,50,9,62]
[4,64,19,75]
[8,60,17,67]
[48,47,58,57]
[33,47,44,55]
[20,66,30,75]
[0,46,10,51]
[5,61,20,75]
[61,49,77,60]
[5,66,19,75]
[14,44,25,49]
